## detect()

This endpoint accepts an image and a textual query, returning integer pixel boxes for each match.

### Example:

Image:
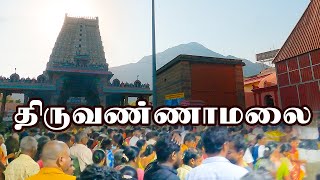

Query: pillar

[99,95,106,108]
[124,95,129,106]
[253,93,257,106]
[258,93,262,106]
[120,96,124,106]
[274,90,279,107]
[24,93,29,105]
[0,92,8,123]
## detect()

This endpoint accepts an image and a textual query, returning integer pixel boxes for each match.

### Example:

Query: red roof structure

[273,0,320,63]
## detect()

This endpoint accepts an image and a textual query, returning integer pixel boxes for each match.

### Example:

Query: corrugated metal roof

[273,0,320,63]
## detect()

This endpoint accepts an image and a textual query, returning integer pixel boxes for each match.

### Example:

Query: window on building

[79,44,81,47]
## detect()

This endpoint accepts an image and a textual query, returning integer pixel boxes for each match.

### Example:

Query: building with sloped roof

[273,0,320,121]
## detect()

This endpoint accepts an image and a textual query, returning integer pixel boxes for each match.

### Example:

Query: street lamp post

[152,0,157,107]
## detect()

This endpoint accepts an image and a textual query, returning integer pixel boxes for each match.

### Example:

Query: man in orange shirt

[27,140,76,180]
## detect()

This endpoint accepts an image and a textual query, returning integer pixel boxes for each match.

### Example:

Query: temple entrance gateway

[0,15,151,123]
[57,74,101,106]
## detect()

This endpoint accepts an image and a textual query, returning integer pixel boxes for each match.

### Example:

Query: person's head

[227,135,247,165]
[20,136,38,158]
[146,131,156,141]
[45,132,56,140]
[289,137,300,149]
[56,133,74,148]
[133,127,142,138]
[100,127,107,134]
[101,138,112,151]
[196,139,204,154]
[256,134,267,145]
[41,140,73,173]
[29,128,39,137]
[284,126,292,133]
[184,133,196,148]
[107,128,116,138]
[87,139,94,149]
[12,133,19,142]
[241,170,273,180]
[143,145,155,157]
[125,129,133,138]
[202,127,230,157]
[79,165,121,180]
[97,135,105,142]
[240,129,248,136]
[114,149,124,167]
[136,139,147,152]
[35,136,50,161]
[194,132,201,146]
[155,135,182,169]
[91,132,100,140]
[92,149,106,167]
[279,143,291,156]
[112,133,124,148]
[119,166,138,180]
[75,131,89,145]
[5,135,19,154]
[19,131,29,141]
[122,146,140,164]
[182,148,202,168]
[0,135,4,145]
[105,167,122,180]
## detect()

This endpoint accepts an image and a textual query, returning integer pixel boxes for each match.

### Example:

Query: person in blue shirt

[101,138,114,168]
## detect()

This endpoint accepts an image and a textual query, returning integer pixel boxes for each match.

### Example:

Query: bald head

[42,140,69,164]
[41,140,73,173]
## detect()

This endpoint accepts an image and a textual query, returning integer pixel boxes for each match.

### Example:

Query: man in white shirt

[243,148,254,167]
[129,127,142,146]
[4,136,40,180]
[70,132,93,172]
[186,127,248,180]
[256,134,266,159]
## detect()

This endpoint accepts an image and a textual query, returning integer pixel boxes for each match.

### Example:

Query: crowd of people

[0,124,319,180]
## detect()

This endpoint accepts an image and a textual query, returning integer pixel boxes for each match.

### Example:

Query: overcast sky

[0,0,310,78]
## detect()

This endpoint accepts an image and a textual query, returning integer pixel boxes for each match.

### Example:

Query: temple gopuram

[0,14,151,121]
